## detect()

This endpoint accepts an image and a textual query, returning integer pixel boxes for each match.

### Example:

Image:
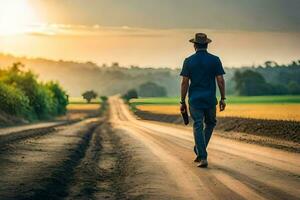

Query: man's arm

[216,75,226,111]
[180,76,189,112]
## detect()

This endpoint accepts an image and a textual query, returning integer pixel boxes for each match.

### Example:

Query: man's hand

[180,103,187,113]
[219,99,226,111]
[180,76,189,114]
[216,75,226,112]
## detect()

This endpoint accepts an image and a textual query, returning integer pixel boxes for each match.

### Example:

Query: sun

[0,0,38,35]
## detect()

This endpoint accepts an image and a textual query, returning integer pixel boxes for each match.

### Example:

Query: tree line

[233,60,300,96]
[123,60,300,99]
[0,63,68,121]
[1,54,299,97]
[81,90,108,103]
[123,81,167,100]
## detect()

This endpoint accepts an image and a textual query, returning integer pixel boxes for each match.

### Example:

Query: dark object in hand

[181,110,189,125]
[219,99,226,112]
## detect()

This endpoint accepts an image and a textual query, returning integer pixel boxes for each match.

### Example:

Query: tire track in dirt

[65,116,184,200]
[64,124,103,200]
[0,118,100,200]
[65,121,126,200]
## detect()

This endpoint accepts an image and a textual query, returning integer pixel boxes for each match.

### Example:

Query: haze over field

[1,53,300,97]
[0,0,300,68]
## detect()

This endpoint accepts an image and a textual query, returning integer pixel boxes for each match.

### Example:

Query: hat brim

[189,38,212,44]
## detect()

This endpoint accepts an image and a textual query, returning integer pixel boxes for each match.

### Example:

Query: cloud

[26,31,55,36]
[27,0,300,32]
[24,23,173,37]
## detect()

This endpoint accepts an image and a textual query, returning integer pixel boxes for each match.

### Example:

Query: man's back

[180,50,225,109]
[180,33,226,167]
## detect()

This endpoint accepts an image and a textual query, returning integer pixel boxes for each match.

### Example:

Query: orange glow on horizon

[0,1,299,68]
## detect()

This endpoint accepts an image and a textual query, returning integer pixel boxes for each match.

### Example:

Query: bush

[0,63,69,121]
[0,82,33,118]
[46,82,69,115]
[33,85,57,119]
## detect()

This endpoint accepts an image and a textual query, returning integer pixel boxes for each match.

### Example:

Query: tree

[82,90,98,103]
[264,61,278,68]
[100,96,108,102]
[233,70,271,96]
[123,89,138,100]
[138,82,167,97]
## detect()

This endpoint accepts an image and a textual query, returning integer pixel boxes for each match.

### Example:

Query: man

[180,33,226,168]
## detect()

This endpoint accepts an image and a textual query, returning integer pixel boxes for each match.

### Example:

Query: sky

[0,0,299,68]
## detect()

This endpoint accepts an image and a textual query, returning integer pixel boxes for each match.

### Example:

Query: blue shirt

[180,50,225,109]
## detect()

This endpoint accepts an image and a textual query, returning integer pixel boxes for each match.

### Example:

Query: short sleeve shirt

[180,50,225,109]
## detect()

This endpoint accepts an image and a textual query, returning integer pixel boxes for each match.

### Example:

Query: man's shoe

[197,159,208,168]
[194,157,200,163]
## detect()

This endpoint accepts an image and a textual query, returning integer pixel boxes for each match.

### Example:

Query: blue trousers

[189,106,216,160]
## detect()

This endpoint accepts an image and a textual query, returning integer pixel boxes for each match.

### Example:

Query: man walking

[180,33,226,168]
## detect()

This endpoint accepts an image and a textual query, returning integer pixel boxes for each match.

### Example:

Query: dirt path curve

[109,96,300,200]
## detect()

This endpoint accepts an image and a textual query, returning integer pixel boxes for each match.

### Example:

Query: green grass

[69,97,101,104]
[130,95,300,106]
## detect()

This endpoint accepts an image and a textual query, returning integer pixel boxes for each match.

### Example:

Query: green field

[130,95,300,106]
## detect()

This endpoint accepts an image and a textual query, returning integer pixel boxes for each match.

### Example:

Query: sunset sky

[0,0,299,68]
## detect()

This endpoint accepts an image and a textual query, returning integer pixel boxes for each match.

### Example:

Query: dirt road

[0,98,299,200]
[109,96,300,200]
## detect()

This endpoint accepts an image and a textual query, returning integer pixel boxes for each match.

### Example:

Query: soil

[134,110,300,151]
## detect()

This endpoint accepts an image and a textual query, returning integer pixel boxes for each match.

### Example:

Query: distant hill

[0,53,299,97]
[0,53,183,97]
